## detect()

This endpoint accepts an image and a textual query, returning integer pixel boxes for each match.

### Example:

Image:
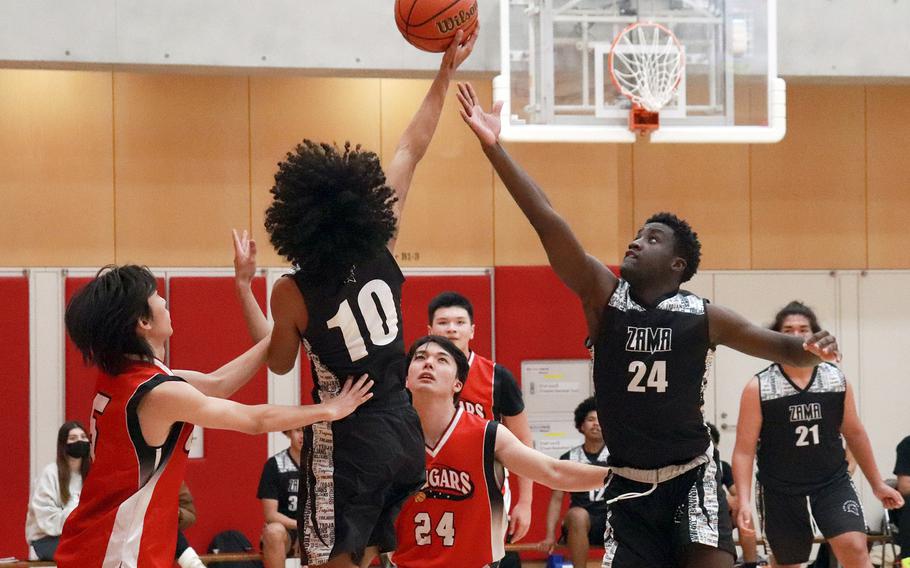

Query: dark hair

[264,141,398,287]
[56,421,90,505]
[65,265,158,376]
[645,212,702,283]
[770,301,822,333]
[406,335,470,404]
[428,291,474,324]
[573,396,598,430]
[706,422,720,446]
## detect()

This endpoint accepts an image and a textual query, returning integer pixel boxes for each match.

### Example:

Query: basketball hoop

[609,22,685,135]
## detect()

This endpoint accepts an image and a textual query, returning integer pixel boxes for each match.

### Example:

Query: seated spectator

[24,421,90,560]
[895,436,910,567]
[257,428,302,568]
[175,482,205,568]
[538,397,609,568]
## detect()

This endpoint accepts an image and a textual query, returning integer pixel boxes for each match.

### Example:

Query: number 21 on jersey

[327,279,399,362]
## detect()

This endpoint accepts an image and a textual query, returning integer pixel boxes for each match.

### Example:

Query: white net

[609,23,684,113]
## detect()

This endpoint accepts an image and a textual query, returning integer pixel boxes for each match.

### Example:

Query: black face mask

[65,440,90,459]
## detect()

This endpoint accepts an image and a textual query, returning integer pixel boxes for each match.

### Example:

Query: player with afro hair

[232,29,478,568]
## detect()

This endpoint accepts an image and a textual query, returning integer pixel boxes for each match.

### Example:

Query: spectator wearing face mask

[25,421,92,560]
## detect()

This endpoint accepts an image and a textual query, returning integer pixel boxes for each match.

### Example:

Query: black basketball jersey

[591,280,713,469]
[256,449,300,519]
[560,445,609,511]
[292,248,406,402]
[756,362,848,494]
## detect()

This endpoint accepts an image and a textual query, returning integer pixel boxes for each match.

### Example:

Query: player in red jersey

[426,291,535,543]
[56,265,372,568]
[393,336,609,568]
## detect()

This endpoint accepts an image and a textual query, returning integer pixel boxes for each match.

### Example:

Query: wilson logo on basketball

[435,2,477,34]
[424,465,475,501]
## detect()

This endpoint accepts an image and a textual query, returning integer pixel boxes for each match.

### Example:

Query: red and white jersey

[56,359,193,568]
[394,408,506,568]
[459,353,496,419]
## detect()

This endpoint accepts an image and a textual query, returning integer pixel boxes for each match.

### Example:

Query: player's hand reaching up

[441,26,478,76]
[323,375,374,421]
[232,229,258,287]
[874,481,905,509]
[802,330,841,363]
[457,82,502,147]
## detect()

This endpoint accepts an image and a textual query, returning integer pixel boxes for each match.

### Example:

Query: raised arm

[731,377,762,536]
[140,374,373,437]
[233,229,272,342]
[384,28,477,253]
[841,382,905,509]
[456,82,616,336]
[494,425,608,494]
[707,303,840,366]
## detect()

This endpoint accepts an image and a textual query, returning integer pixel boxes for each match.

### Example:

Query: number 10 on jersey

[327,279,399,362]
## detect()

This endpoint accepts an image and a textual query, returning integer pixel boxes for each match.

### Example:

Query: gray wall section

[0,0,908,77]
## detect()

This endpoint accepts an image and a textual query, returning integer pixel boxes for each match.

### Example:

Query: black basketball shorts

[298,392,425,566]
[758,473,866,565]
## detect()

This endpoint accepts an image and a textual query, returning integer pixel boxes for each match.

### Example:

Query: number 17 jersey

[591,280,713,469]
[292,248,405,402]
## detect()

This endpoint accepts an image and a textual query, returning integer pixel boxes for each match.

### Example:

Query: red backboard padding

[0,277,30,558]
[64,276,166,426]
[168,276,268,554]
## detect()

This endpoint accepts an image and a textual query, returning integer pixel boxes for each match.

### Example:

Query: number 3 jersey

[394,408,506,568]
[55,360,193,568]
[292,248,406,402]
[591,279,713,469]
[756,362,848,494]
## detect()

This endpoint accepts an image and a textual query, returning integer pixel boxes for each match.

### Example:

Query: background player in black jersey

[257,427,303,568]
[426,291,535,542]
[232,30,477,568]
[732,301,903,568]
[456,82,844,568]
[538,397,610,568]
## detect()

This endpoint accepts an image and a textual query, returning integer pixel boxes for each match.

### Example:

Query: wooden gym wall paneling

[113,74,250,267]
[866,86,910,269]
[493,143,622,267]
[632,143,752,269]
[249,77,383,267]
[0,277,30,558]
[750,84,868,269]
[0,70,115,266]
[383,79,495,268]
[168,276,268,553]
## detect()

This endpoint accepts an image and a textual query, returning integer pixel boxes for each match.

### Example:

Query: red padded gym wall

[64,276,166,426]
[300,273,493,405]
[494,266,593,559]
[0,277,29,558]
[168,276,268,553]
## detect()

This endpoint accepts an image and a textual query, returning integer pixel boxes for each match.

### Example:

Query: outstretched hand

[323,375,374,421]
[232,229,258,287]
[456,82,503,147]
[441,26,479,76]
[803,330,841,363]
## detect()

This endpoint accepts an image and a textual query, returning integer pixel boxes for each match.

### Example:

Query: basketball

[395,0,479,53]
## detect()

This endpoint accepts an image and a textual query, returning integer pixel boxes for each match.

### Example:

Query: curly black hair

[770,301,822,333]
[264,141,398,286]
[645,212,702,283]
[574,396,598,430]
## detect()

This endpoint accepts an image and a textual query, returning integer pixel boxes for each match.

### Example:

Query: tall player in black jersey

[456,81,843,568]
[232,30,477,568]
[732,302,903,568]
